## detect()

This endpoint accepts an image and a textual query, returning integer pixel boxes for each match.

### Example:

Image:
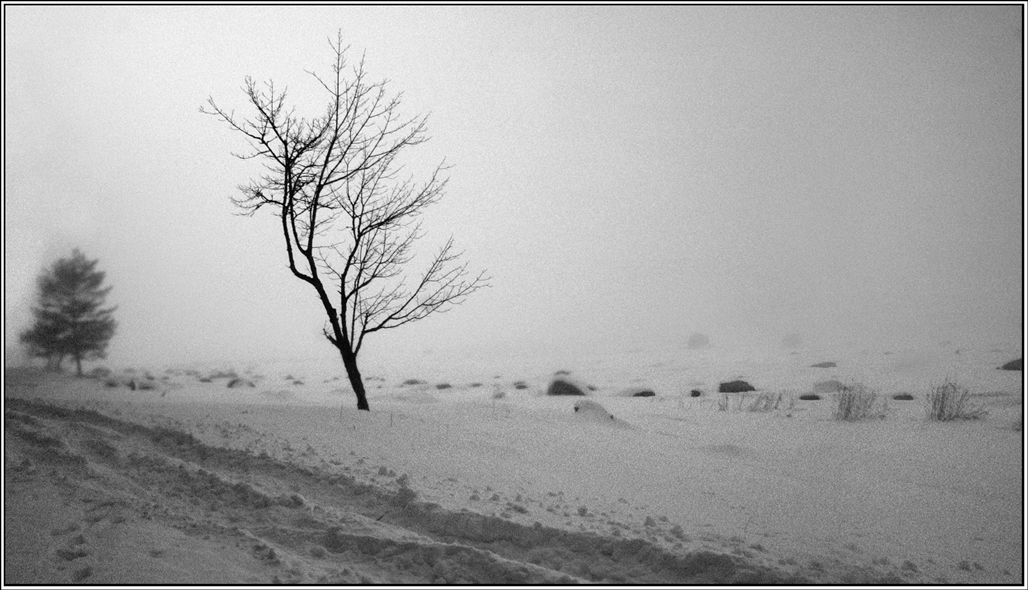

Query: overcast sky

[4,5,1024,370]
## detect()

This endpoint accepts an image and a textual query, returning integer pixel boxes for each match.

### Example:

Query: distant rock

[227,378,255,388]
[810,361,836,368]
[781,333,803,349]
[626,388,655,397]
[719,380,755,393]
[799,394,821,401]
[513,381,529,390]
[401,379,426,386]
[547,377,587,396]
[999,358,1022,371]
[892,393,914,401]
[135,379,157,391]
[435,383,452,390]
[687,333,711,350]
[690,389,702,397]
[813,379,846,394]
[209,370,238,380]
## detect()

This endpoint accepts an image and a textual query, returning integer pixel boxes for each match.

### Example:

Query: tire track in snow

[5,397,862,584]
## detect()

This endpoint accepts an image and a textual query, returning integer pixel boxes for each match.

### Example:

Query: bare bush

[747,392,782,412]
[925,380,987,422]
[834,383,886,421]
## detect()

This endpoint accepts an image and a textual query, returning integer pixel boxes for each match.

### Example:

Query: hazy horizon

[4,5,1024,371]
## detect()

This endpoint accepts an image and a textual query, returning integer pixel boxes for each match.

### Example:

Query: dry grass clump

[747,392,783,412]
[925,380,987,422]
[834,383,887,421]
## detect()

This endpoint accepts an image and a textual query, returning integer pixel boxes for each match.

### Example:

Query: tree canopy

[20,248,117,375]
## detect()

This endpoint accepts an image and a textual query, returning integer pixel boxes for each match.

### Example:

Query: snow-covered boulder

[573,399,615,421]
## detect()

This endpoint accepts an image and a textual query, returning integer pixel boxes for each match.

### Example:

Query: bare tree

[202,33,488,411]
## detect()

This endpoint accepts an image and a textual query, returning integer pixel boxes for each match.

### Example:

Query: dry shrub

[834,383,886,421]
[925,380,986,421]
[747,392,782,412]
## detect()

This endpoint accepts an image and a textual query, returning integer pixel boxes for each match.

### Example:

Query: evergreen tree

[20,249,117,375]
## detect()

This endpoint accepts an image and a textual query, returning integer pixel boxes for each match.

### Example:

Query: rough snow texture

[3,343,1023,585]
[813,379,847,393]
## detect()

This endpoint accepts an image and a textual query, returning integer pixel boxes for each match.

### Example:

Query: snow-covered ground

[3,342,1023,584]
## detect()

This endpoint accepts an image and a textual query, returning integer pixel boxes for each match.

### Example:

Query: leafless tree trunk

[203,33,488,411]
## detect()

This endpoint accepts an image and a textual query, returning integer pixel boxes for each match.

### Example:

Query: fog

[4,6,1023,373]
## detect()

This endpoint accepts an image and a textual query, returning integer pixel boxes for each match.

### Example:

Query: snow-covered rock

[573,399,614,421]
